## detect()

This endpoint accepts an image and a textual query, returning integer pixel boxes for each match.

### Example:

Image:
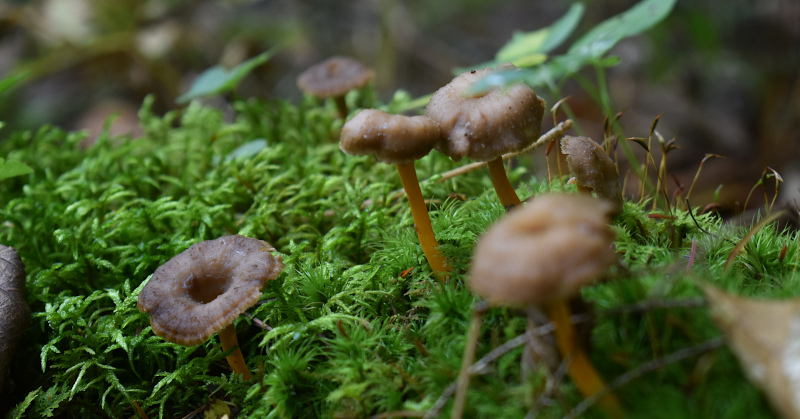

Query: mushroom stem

[333,96,348,119]
[219,324,252,381]
[396,161,451,281]
[545,300,623,418]
[486,157,521,208]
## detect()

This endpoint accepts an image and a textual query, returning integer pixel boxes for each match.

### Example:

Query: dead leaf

[203,398,232,419]
[703,284,800,419]
[0,245,30,394]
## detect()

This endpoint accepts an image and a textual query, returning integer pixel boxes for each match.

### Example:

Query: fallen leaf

[703,284,800,419]
[0,245,30,394]
[204,398,232,419]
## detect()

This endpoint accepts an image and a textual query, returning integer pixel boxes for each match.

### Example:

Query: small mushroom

[561,136,623,213]
[0,245,30,398]
[297,56,375,119]
[340,109,451,281]
[469,193,622,417]
[426,63,545,209]
[137,235,284,380]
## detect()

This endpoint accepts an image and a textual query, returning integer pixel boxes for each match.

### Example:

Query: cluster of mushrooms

[137,57,625,415]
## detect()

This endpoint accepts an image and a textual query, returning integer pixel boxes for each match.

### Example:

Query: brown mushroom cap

[339,109,443,164]
[425,63,546,162]
[561,136,623,211]
[137,235,284,346]
[468,193,617,306]
[297,56,375,98]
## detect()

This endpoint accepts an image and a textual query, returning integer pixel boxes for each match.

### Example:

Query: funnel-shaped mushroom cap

[425,63,545,162]
[138,235,284,346]
[340,109,443,164]
[561,136,623,212]
[469,194,617,306]
[297,56,375,98]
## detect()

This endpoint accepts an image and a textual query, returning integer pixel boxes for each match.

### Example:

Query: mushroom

[137,235,284,380]
[425,63,545,209]
[468,193,622,416]
[297,56,375,119]
[0,245,30,398]
[340,109,451,281]
[561,136,623,213]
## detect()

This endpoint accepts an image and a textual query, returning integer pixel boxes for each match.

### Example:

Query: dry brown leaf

[703,284,800,419]
[0,245,30,395]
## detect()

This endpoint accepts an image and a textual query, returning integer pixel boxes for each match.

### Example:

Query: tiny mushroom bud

[469,193,622,417]
[561,136,623,213]
[340,109,451,281]
[426,63,545,209]
[137,235,284,381]
[297,56,375,119]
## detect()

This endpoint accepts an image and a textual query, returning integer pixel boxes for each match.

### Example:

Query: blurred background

[1,0,798,218]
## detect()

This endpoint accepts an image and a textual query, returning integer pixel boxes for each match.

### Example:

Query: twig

[370,411,427,418]
[596,298,707,317]
[527,351,572,419]
[424,322,557,419]
[451,304,487,419]
[242,312,273,331]
[436,120,573,185]
[563,337,725,419]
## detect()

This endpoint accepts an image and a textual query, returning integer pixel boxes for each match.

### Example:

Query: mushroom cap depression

[425,63,546,162]
[468,194,617,306]
[340,109,443,164]
[138,235,284,346]
[561,136,623,211]
[297,56,375,98]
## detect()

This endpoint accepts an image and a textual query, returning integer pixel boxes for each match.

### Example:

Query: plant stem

[452,307,484,419]
[486,157,521,208]
[545,300,623,418]
[219,324,252,381]
[333,95,348,119]
[396,162,451,281]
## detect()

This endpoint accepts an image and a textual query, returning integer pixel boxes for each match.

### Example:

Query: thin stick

[436,120,573,185]
[563,338,725,419]
[425,322,557,419]
[451,307,485,419]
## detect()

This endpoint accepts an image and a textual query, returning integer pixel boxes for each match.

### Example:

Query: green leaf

[224,139,268,162]
[176,48,278,104]
[496,2,584,64]
[0,157,34,181]
[458,3,584,72]
[468,0,675,94]
[0,71,29,96]
[568,0,677,58]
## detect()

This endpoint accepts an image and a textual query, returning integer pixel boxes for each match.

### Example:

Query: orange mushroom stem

[339,109,452,281]
[486,157,521,208]
[219,324,252,380]
[546,300,623,417]
[396,161,451,281]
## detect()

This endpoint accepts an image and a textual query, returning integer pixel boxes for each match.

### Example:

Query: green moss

[2,89,797,418]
